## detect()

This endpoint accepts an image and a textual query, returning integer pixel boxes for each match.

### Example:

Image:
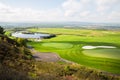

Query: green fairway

[27,28,120,74]
[83,49,120,59]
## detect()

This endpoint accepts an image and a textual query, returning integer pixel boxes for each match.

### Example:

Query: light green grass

[27,28,120,74]
[83,49,120,59]
[28,28,120,37]
[42,43,73,49]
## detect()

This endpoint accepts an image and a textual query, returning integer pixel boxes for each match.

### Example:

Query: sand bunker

[82,46,116,49]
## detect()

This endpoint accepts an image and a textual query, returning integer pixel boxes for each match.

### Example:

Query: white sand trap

[82,46,116,49]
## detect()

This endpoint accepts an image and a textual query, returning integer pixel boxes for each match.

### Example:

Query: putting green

[42,43,73,49]
[83,49,120,59]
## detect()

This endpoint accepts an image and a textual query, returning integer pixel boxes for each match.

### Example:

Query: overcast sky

[0,0,120,23]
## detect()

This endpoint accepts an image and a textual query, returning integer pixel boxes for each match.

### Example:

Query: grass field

[83,49,120,59]
[28,28,120,74]
[42,43,73,49]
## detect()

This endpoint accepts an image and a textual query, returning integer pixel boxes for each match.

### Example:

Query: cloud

[62,0,120,22]
[0,2,63,22]
[0,0,120,22]
[62,0,91,17]
[96,0,120,12]
[107,11,120,21]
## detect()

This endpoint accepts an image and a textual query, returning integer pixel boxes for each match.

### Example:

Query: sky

[0,0,120,23]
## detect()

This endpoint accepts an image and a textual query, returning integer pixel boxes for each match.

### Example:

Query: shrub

[0,26,5,34]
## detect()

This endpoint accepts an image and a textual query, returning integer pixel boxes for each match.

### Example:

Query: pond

[12,32,50,39]
[82,46,120,59]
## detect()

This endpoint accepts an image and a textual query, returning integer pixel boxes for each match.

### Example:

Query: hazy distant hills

[0,22,120,30]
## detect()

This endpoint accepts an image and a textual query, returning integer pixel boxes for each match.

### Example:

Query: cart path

[30,49,72,63]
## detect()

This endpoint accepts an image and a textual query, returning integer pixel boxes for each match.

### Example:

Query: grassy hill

[0,31,120,80]
[0,34,35,79]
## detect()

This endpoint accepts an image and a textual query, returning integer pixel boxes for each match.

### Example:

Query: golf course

[28,28,120,74]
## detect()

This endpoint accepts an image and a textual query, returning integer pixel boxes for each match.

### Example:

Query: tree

[0,26,5,34]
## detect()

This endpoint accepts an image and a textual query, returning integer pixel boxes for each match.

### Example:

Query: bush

[0,26,5,34]
[16,38,27,47]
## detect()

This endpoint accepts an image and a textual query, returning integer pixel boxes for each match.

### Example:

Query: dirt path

[30,49,72,63]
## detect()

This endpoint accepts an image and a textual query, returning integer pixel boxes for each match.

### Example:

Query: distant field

[28,28,120,74]
[28,28,120,36]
